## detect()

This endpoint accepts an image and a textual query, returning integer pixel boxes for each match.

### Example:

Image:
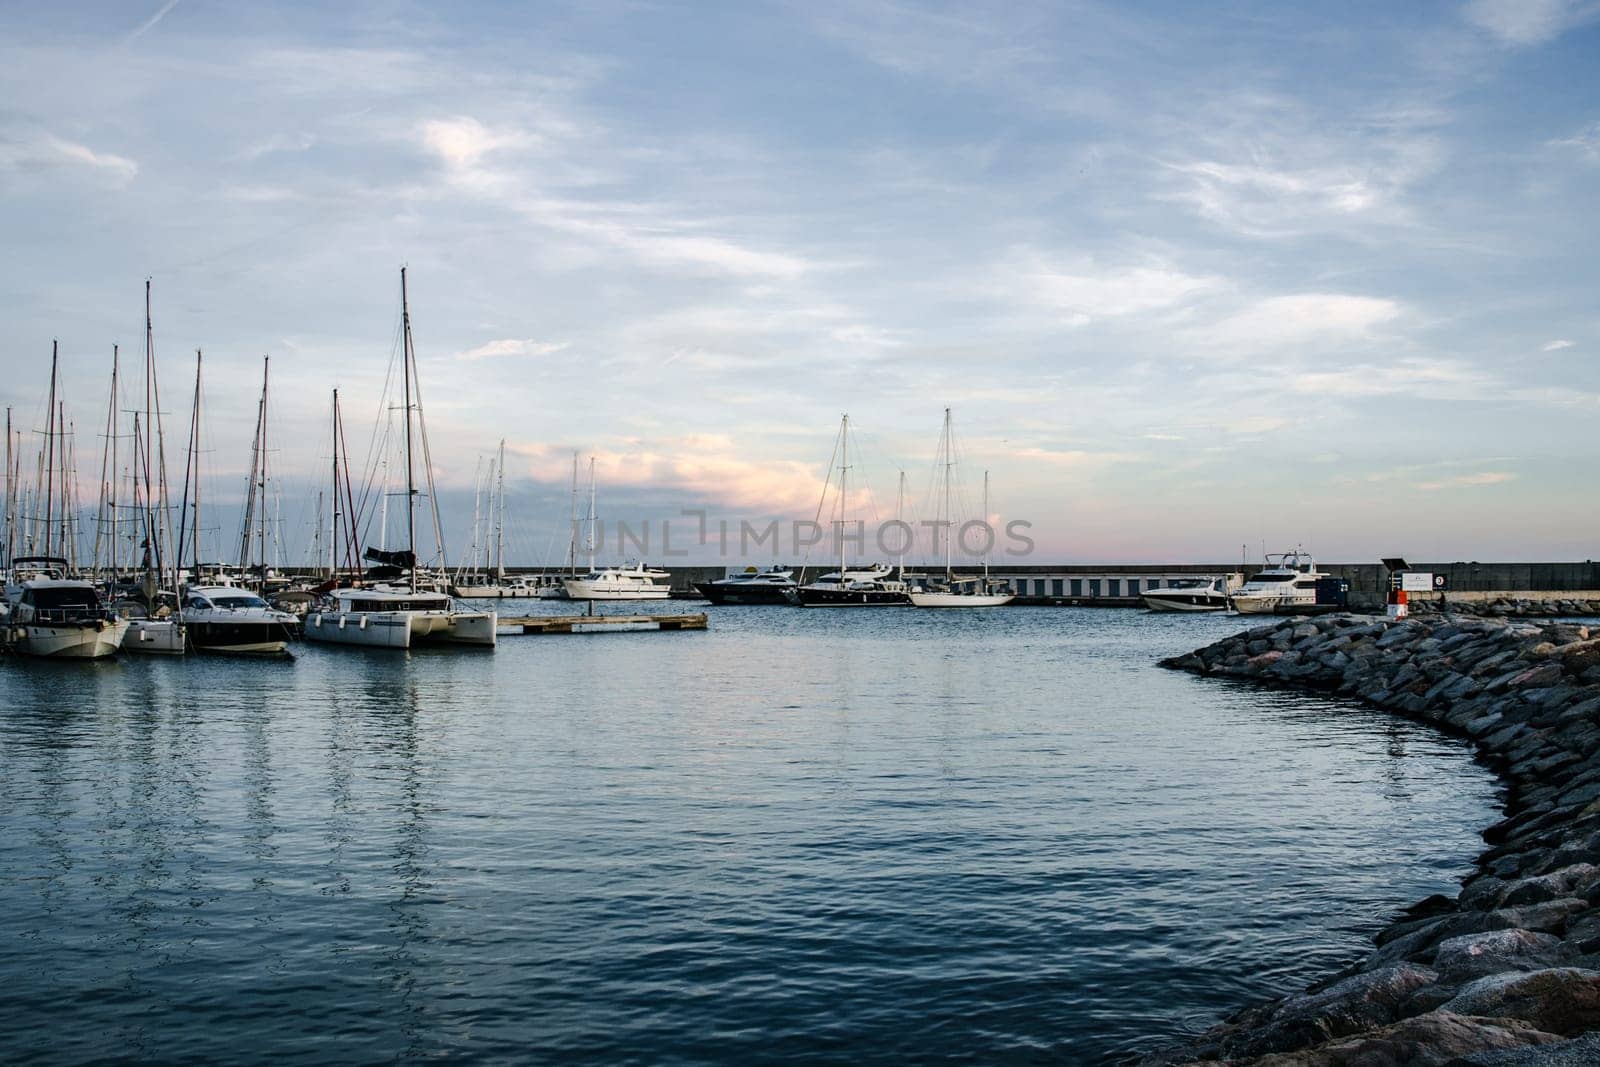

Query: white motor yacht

[1143,577,1230,613]
[1229,550,1329,615]
[563,562,672,601]
[183,586,298,654]
[3,559,129,659]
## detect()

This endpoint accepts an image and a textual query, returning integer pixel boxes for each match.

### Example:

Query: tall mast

[144,279,155,590]
[178,350,203,574]
[43,343,58,559]
[2,407,10,565]
[567,451,578,575]
[494,439,505,580]
[400,267,417,592]
[329,390,339,577]
[838,413,849,576]
[943,407,953,580]
[896,468,906,579]
[259,357,270,589]
[587,456,596,571]
[982,470,991,580]
[94,346,119,581]
[192,351,203,570]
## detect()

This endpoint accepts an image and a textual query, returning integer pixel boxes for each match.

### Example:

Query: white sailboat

[123,281,186,654]
[561,456,671,600]
[304,268,496,650]
[3,346,130,658]
[538,452,582,599]
[906,409,1014,608]
[451,440,523,597]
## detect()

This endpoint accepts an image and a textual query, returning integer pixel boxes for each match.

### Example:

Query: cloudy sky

[1,0,1597,565]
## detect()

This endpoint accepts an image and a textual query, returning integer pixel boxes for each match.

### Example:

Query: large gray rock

[1440,968,1600,1036]
[1228,964,1441,1057]
[1432,929,1565,982]
[1236,1011,1558,1066]
[1449,1031,1600,1065]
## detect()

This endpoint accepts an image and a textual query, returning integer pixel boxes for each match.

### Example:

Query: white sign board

[1400,571,1435,593]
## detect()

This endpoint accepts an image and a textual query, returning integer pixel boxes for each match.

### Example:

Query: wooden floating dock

[497,613,708,635]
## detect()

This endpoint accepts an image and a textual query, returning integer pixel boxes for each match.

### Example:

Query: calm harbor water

[1,605,1497,1064]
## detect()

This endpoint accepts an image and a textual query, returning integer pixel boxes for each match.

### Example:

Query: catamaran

[303,269,496,650]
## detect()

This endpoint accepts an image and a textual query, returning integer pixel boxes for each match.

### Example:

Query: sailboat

[537,452,582,599]
[2,343,130,658]
[123,281,187,653]
[560,456,670,600]
[172,351,296,654]
[451,440,526,597]
[788,414,910,607]
[303,268,497,650]
[908,409,1015,608]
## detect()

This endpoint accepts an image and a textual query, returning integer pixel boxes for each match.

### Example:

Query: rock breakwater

[1147,613,1600,1066]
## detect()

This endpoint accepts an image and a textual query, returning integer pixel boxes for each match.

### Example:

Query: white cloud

[1417,471,1517,491]
[0,133,138,183]
[1189,293,1403,355]
[1287,357,1494,400]
[458,338,568,361]
[1018,259,1223,320]
[1550,122,1600,162]
[1464,0,1594,45]
[1543,338,1576,351]
[420,116,529,171]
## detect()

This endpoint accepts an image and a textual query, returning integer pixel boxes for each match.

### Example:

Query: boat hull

[790,588,910,607]
[695,582,795,605]
[907,591,1015,608]
[123,618,187,654]
[303,609,498,649]
[1230,595,1315,615]
[187,619,294,655]
[1143,593,1229,613]
[10,619,130,659]
[563,581,670,601]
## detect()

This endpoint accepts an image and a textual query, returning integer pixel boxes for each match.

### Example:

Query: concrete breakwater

[1148,614,1600,1066]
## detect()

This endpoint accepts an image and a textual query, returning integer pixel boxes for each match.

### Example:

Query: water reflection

[0,610,1500,1063]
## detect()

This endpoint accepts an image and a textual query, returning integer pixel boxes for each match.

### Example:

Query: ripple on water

[0,608,1497,1063]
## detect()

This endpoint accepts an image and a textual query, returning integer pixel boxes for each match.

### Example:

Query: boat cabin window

[346,597,447,612]
[1293,580,1319,589]
[25,587,97,610]
[213,594,269,609]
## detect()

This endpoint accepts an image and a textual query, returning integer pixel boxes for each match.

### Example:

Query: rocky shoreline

[1144,613,1600,1066]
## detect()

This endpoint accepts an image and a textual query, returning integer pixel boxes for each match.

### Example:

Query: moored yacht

[906,410,1014,609]
[563,562,672,601]
[789,562,911,607]
[305,586,497,649]
[1229,550,1328,615]
[4,559,130,659]
[695,566,796,605]
[1143,577,1231,613]
[182,585,297,654]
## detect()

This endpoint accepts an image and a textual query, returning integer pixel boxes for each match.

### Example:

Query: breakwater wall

[1147,614,1600,1065]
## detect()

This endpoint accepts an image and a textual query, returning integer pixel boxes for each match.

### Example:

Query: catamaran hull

[1143,593,1229,613]
[123,619,187,654]
[790,589,911,607]
[10,620,130,659]
[907,591,1015,608]
[303,609,498,649]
